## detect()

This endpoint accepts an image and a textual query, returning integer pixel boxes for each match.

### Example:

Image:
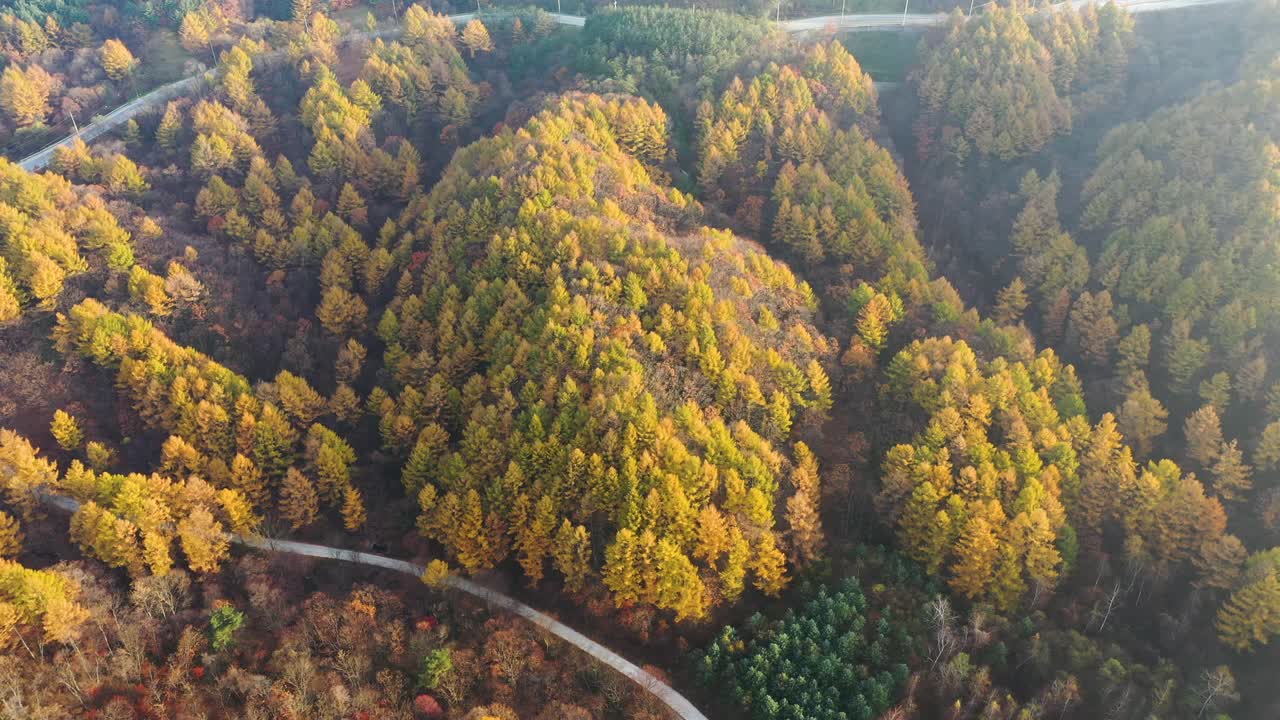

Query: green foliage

[914,4,1133,163]
[576,7,781,103]
[209,603,245,651]
[417,647,453,689]
[697,577,912,720]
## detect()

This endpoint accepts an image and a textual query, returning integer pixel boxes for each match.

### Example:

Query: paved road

[781,0,1245,32]
[39,492,706,720]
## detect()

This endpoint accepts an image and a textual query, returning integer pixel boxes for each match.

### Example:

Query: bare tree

[926,596,958,672]
[1196,666,1239,719]
[1092,582,1124,633]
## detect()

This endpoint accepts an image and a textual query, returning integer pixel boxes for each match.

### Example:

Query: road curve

[39,493,707,720]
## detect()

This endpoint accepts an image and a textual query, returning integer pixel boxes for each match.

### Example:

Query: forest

[0,0,1277,718]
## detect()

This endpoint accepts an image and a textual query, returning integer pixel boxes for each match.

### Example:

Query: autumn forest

[0,0,1276,718]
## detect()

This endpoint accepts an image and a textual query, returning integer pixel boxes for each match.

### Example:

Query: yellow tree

[654,538,708,621]
[0,64,54,126]
[178,507,229,573]
[50,409,83,451]
[98,39,138,81]
[603,528,645,605]
[341,485,366,531]
[1211,440,1252,503]
[279,468,319,530]
[949,502,1001,599]
[551,520,592,593]
[785,441,824,565]
[750,531,789,597]
[460,19,494,58]
[0,512,22,558]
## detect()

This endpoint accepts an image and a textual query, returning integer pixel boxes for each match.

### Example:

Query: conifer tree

[0,512,22,559]
[341,486,366,531]
[950,504,1000,599]
[461,19,494,57]
[1184,405,1224,469]
[0,64,54,126]
[98,39,137,81]
[156,102,183,151]
[1216,570,1280,651]
[178,507,229,573]
[993,277,1030,325]
[50,409,83,452]
[551,520,592,593]
[785,442,824,565]
[750,531,789,597]
[1211,440,1252,503]
[279,468,319,530]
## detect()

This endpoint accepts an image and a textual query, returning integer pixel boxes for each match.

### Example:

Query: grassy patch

[841,29,922,82]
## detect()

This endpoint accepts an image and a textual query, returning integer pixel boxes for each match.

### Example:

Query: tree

[179,12,211,55]
[461,19,494,57]
[1184,405,1224,469]
[1194,665,1240,718]
[341,486,366,531]
[1194,534,1247,590]
[418,648,453,689]
[209,603,245,650]
[750,531,789,596]
[0,64,54,126]
[1255,421,1280,473]
[1116,385,1167,460]
[784,442,824,565]
[317,286,368,336]
[280,468,319,530]
[1211,440,1252,503]
[292,0,314,21]
[177,507,230,573]
[156,102,183,151]
[50,409,83,451]
[0,512,22,559]
[1066,291,1118,367]
[98,39,137,81]
[1215,570,1280,652]
[950,504,1000,599]
[993,277,1029,324]
[551,520,592,593]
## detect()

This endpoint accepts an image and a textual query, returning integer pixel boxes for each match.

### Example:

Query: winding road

[40,492,707,720]
[13,0,1243,171]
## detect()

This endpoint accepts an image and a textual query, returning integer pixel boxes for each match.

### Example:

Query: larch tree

[341,486,366,531]
[0,64,54,126]
[1116,384,1168,460]
[551,520,592,593]
[50,409,83,451]
[750,531,789,597]
[279,468,319,530]
[1194,534,1247,591]
[98,39,137,81]
[177,507,230,573]
[0,512,22,558]
[950,504,1001,599]
[460,19,494,58]
[993,277,1030,325]
[1211,440,1252,503]
[1184,405,1224,469]
[1216,568,1280,651]
[784,442,824,565]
